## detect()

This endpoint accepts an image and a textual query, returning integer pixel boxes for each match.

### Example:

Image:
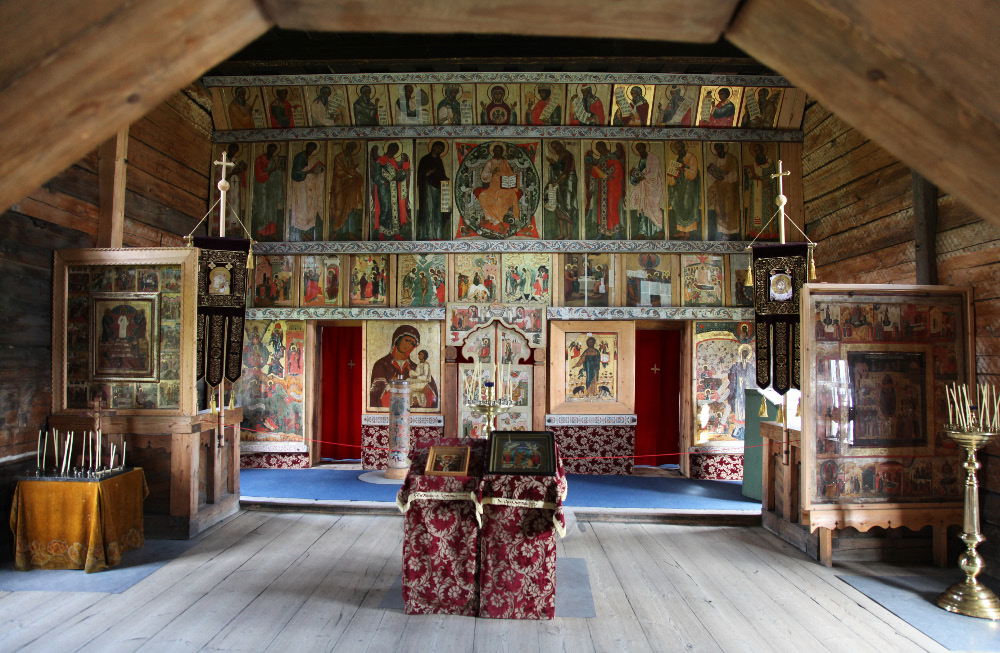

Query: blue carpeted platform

[838,573,1000,651]
[562,474,758,511]
[0,539,198,593]
[240,468,760,511]
[242,468,402,502]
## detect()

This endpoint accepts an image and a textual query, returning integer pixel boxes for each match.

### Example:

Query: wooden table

[9,468,148,573]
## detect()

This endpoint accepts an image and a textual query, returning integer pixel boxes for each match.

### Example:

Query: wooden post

[679,321,693,478]
[533,347,547,431]
[762,437,775,512]
[96,128,128,248]
[819,527,834,567]
[912,171,939,285]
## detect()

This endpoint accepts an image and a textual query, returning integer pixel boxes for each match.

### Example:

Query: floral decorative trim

[204,72,792,87]
[361,414,444,426]
[548,307,754,320]
[254,239,757,255]
[550,424,634,475]
[689,453,744,481]
[240,453,311,469]
[215,125,802,143]
[239,442,308,453]
[545,414,637,426]
[245,307,445,320]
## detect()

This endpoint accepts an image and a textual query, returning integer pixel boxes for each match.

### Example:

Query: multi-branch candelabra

[937,382,1000,620]
[463,359,516,439]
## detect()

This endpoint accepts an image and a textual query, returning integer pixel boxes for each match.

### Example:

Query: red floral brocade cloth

[10,468,148,573]
[398,439,488,616]
[478,452,567,620]
[397,439,566,620]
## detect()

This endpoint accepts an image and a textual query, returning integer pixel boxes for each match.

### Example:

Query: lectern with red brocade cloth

[397,438,487,616]
[478,452,566,620]
[397,438,566,619]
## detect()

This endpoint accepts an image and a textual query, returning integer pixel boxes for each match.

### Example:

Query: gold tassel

[776,404,785,423]
[745,263,754,287]
[209,391,218,414]
[228,389,235,410]
[808,246,818,281]
[796,397,802,417]
[758,398,768,417]
[247,248,255,272]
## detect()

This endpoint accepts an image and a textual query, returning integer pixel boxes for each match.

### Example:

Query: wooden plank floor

[0,511,947,652]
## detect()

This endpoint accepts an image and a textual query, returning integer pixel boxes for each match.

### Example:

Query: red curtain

[634,329,681,465]
[321,326,362,460]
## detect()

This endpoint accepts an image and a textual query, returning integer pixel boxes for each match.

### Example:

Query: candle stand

[937,427,1000,620]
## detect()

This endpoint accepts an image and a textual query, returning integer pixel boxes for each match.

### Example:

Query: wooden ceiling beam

[0,0,271,215]
[258,0,741,43]
[727,0,1000,228]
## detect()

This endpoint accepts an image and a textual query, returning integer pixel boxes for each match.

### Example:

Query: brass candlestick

[937,427,1000,620]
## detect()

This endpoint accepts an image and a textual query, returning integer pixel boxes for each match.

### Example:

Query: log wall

[803,99,1000,567]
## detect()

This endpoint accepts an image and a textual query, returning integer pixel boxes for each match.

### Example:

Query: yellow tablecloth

[9,468,148,573]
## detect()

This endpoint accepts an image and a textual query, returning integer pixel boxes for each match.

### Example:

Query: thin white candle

[960,385,969,430]
[474,358,480,400]
[122,440,126,468]
[62,433,69,475]
[964,385,973,429]
[42,431,48,472]
[993,385,999,431]
[952,385,964,430]
[947,387,954,425]
[954,385,963,429]
[37,429,42,469]
[53,429,59,470]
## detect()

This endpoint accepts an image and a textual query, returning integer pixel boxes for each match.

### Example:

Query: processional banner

[751,243,807,394]
[194,237,251,387]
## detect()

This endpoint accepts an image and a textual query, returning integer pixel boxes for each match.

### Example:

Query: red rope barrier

[238,425,801,460]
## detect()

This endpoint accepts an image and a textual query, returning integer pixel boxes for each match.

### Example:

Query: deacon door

[320,326,363,461]
[634,328,681,465]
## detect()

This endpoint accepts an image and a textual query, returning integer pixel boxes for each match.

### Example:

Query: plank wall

[0,87,212,558]
[803,99,1000,567]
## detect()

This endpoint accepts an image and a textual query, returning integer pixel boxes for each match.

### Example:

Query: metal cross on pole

[771,159,791,245]
[213,151,235,238]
